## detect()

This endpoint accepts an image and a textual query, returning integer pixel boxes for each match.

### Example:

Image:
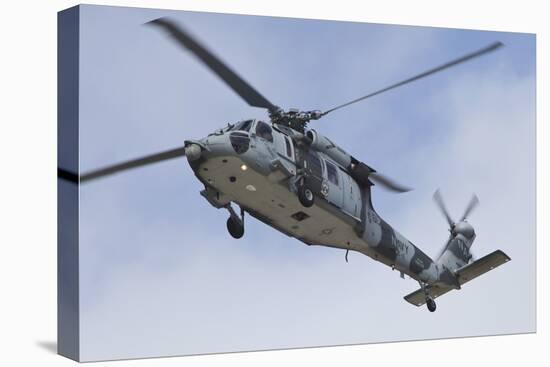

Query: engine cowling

[305,129,353,168]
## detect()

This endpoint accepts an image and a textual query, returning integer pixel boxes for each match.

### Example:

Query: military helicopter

[58,18,511,312]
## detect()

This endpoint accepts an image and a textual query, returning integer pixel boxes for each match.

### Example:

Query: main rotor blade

[80,146,187,183]
[460,194,479,221]
[322,41,503,116]
[58,168,78,183]
[148,18,279,112]
[369,172,411,193]
[433,189,454,228]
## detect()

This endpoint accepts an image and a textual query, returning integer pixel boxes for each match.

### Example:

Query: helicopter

[58,17,511,312]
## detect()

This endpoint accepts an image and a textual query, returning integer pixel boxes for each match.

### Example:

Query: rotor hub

[269,108,322,132]
[453,221,475,238]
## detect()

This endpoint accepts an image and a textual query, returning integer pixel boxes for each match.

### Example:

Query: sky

[75,4,536,361]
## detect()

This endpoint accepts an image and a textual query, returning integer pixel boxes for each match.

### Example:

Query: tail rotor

[460,194,479,222]
[433,190,479,262]
[433,189,455,231]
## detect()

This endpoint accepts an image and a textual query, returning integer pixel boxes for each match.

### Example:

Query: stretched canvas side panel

[57,5,80,362]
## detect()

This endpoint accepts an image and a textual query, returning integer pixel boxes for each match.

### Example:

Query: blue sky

[76,5,535,361]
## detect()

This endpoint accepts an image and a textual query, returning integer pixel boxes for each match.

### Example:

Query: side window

[255,121,273,142]
[326,161,339,186]
[306,152,323,178]
[284,136,293,158]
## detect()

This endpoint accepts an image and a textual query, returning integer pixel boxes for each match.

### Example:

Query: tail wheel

[298,184,314,207]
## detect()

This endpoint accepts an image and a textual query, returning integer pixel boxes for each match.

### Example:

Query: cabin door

[341,171,362,218]
[324,160,344,208]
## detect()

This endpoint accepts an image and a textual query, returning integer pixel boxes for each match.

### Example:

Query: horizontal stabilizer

[455,249,511,285]
[404,249,511,307]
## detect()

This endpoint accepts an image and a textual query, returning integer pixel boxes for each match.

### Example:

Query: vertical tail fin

[437,234,473,271]
[432,191,479,271]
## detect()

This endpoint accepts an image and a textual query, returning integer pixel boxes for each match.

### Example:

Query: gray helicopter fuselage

[64,19,510,312]
[186,119,450,286]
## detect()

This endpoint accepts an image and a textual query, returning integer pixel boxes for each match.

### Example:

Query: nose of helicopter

[185,130,249,163]
[184,143,202,161]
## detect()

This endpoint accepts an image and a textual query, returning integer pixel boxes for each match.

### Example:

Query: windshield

[230,119,254,132]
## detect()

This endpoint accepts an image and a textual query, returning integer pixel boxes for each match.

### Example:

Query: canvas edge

[57,4,81,362]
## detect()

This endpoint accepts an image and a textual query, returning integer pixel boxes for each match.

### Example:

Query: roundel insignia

[321,181,329,197]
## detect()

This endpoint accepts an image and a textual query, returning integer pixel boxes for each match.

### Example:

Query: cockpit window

[255,121,273,142]
[230,119,253,132]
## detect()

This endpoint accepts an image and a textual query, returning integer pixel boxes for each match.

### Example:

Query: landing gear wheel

[298,184,314,208]
[426,298,437,312]
[226,217,244,239]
